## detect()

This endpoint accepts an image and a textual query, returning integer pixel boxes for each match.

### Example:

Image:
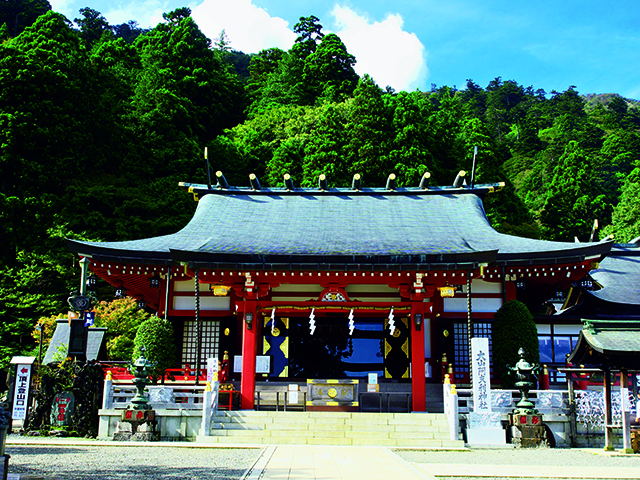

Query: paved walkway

[243,446,640,480]
[412,462,640,479]
[244,445,435,480]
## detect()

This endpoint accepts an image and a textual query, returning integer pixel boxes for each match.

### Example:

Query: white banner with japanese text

[471,337,492,413]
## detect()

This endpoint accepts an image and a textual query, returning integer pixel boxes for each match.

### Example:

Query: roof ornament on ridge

[215,171,228,189]
[453,170,466,188]
[249,173,261,190]
[284,173,294,191]
[419,172,430,189]
[351,173,361,191]
[386,173,397,191]
[318,174,328,191]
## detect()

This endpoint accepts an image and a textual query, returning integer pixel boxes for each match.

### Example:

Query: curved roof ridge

[67,191,612,266]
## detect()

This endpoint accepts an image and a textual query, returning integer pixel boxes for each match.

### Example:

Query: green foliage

[2,7,640,352]
[74,7,110,48]
[133,317,176,382]
[492,300,540,388]
[0,0,51,38]
[539,141,611,241]
[25,358,102,437]
[0,222,85,371]
[93,297,151,360]
[602,167,640,243]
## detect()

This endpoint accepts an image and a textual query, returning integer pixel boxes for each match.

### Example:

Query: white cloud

[330,5,428,92]
[103,0,170,29]
[191,0,295,53]
[48,0,77,20]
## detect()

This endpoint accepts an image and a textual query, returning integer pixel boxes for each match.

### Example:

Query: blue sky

[50,0,640,99]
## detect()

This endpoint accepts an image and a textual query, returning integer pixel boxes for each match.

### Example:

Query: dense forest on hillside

[1,4,639,367]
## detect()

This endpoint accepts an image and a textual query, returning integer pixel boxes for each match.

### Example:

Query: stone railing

[450,387,571,415]
[102,379,206,410]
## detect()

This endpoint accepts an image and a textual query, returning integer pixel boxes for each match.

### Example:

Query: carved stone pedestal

[113,408,159,442]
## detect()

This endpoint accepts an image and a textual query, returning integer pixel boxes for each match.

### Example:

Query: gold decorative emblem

[392,328,402,338]
[439,286,455,298]
[322,291,346,301]
[328,388,338,398]
[211,285,231,296]
[224,328,230,336]
[272,327,280,337]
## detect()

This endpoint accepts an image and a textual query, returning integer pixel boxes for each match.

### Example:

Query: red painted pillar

[240,300,258,410]
[411,302,426,412]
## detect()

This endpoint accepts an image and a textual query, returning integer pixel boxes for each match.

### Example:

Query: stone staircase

[196,411,465,447]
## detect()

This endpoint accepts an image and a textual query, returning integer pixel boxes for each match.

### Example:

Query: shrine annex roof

[67,183,612,270]
[587,243,640,306]
[568,319,640,370]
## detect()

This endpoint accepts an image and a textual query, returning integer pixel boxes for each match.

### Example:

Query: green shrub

[492,299,540,387]
[133,317,176,382]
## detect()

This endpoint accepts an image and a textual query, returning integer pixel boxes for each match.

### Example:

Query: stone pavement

[412,461,640,479]
[242,445,640,480]
[243,445,435,480]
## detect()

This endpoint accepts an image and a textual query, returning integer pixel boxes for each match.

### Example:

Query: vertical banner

[12,364,32,420]
[471,337,491,413]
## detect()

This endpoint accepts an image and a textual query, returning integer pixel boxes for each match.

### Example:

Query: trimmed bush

[492,299,540,387]
[133,317,176,382]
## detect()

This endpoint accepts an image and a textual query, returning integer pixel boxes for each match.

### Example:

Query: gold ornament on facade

[438,286,455,298]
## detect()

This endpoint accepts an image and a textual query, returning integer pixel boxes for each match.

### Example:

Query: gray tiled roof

[67,190,611,266]
[583,319,640,353]
[588,246,640,305]
[568,319,640,369]
[43,320,107,364]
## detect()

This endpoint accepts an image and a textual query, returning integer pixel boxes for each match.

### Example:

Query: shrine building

[66,173,612,411]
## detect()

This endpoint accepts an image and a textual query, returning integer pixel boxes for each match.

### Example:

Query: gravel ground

[5,443,261,480]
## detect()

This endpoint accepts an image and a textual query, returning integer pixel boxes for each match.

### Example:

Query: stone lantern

[114,349,159,441]
[508,348,547,447]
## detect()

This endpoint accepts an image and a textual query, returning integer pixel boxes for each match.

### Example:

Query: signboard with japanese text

[12,364,32,420]
[50,391,75,426]
[471,337,492,413]
[207,357,219,383]
[233,355,271,373]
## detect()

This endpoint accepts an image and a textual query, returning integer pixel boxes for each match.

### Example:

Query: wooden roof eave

[495,240,613,265]
[66,239,173,265]
[168,248,500,271]
[568,326,640,370]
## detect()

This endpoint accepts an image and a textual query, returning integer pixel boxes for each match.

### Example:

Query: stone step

[196,434,466,448]
[203,410,461,447]
[217,411,445,422]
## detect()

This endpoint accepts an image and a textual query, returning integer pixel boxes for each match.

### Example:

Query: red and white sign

[12,364,32,420]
